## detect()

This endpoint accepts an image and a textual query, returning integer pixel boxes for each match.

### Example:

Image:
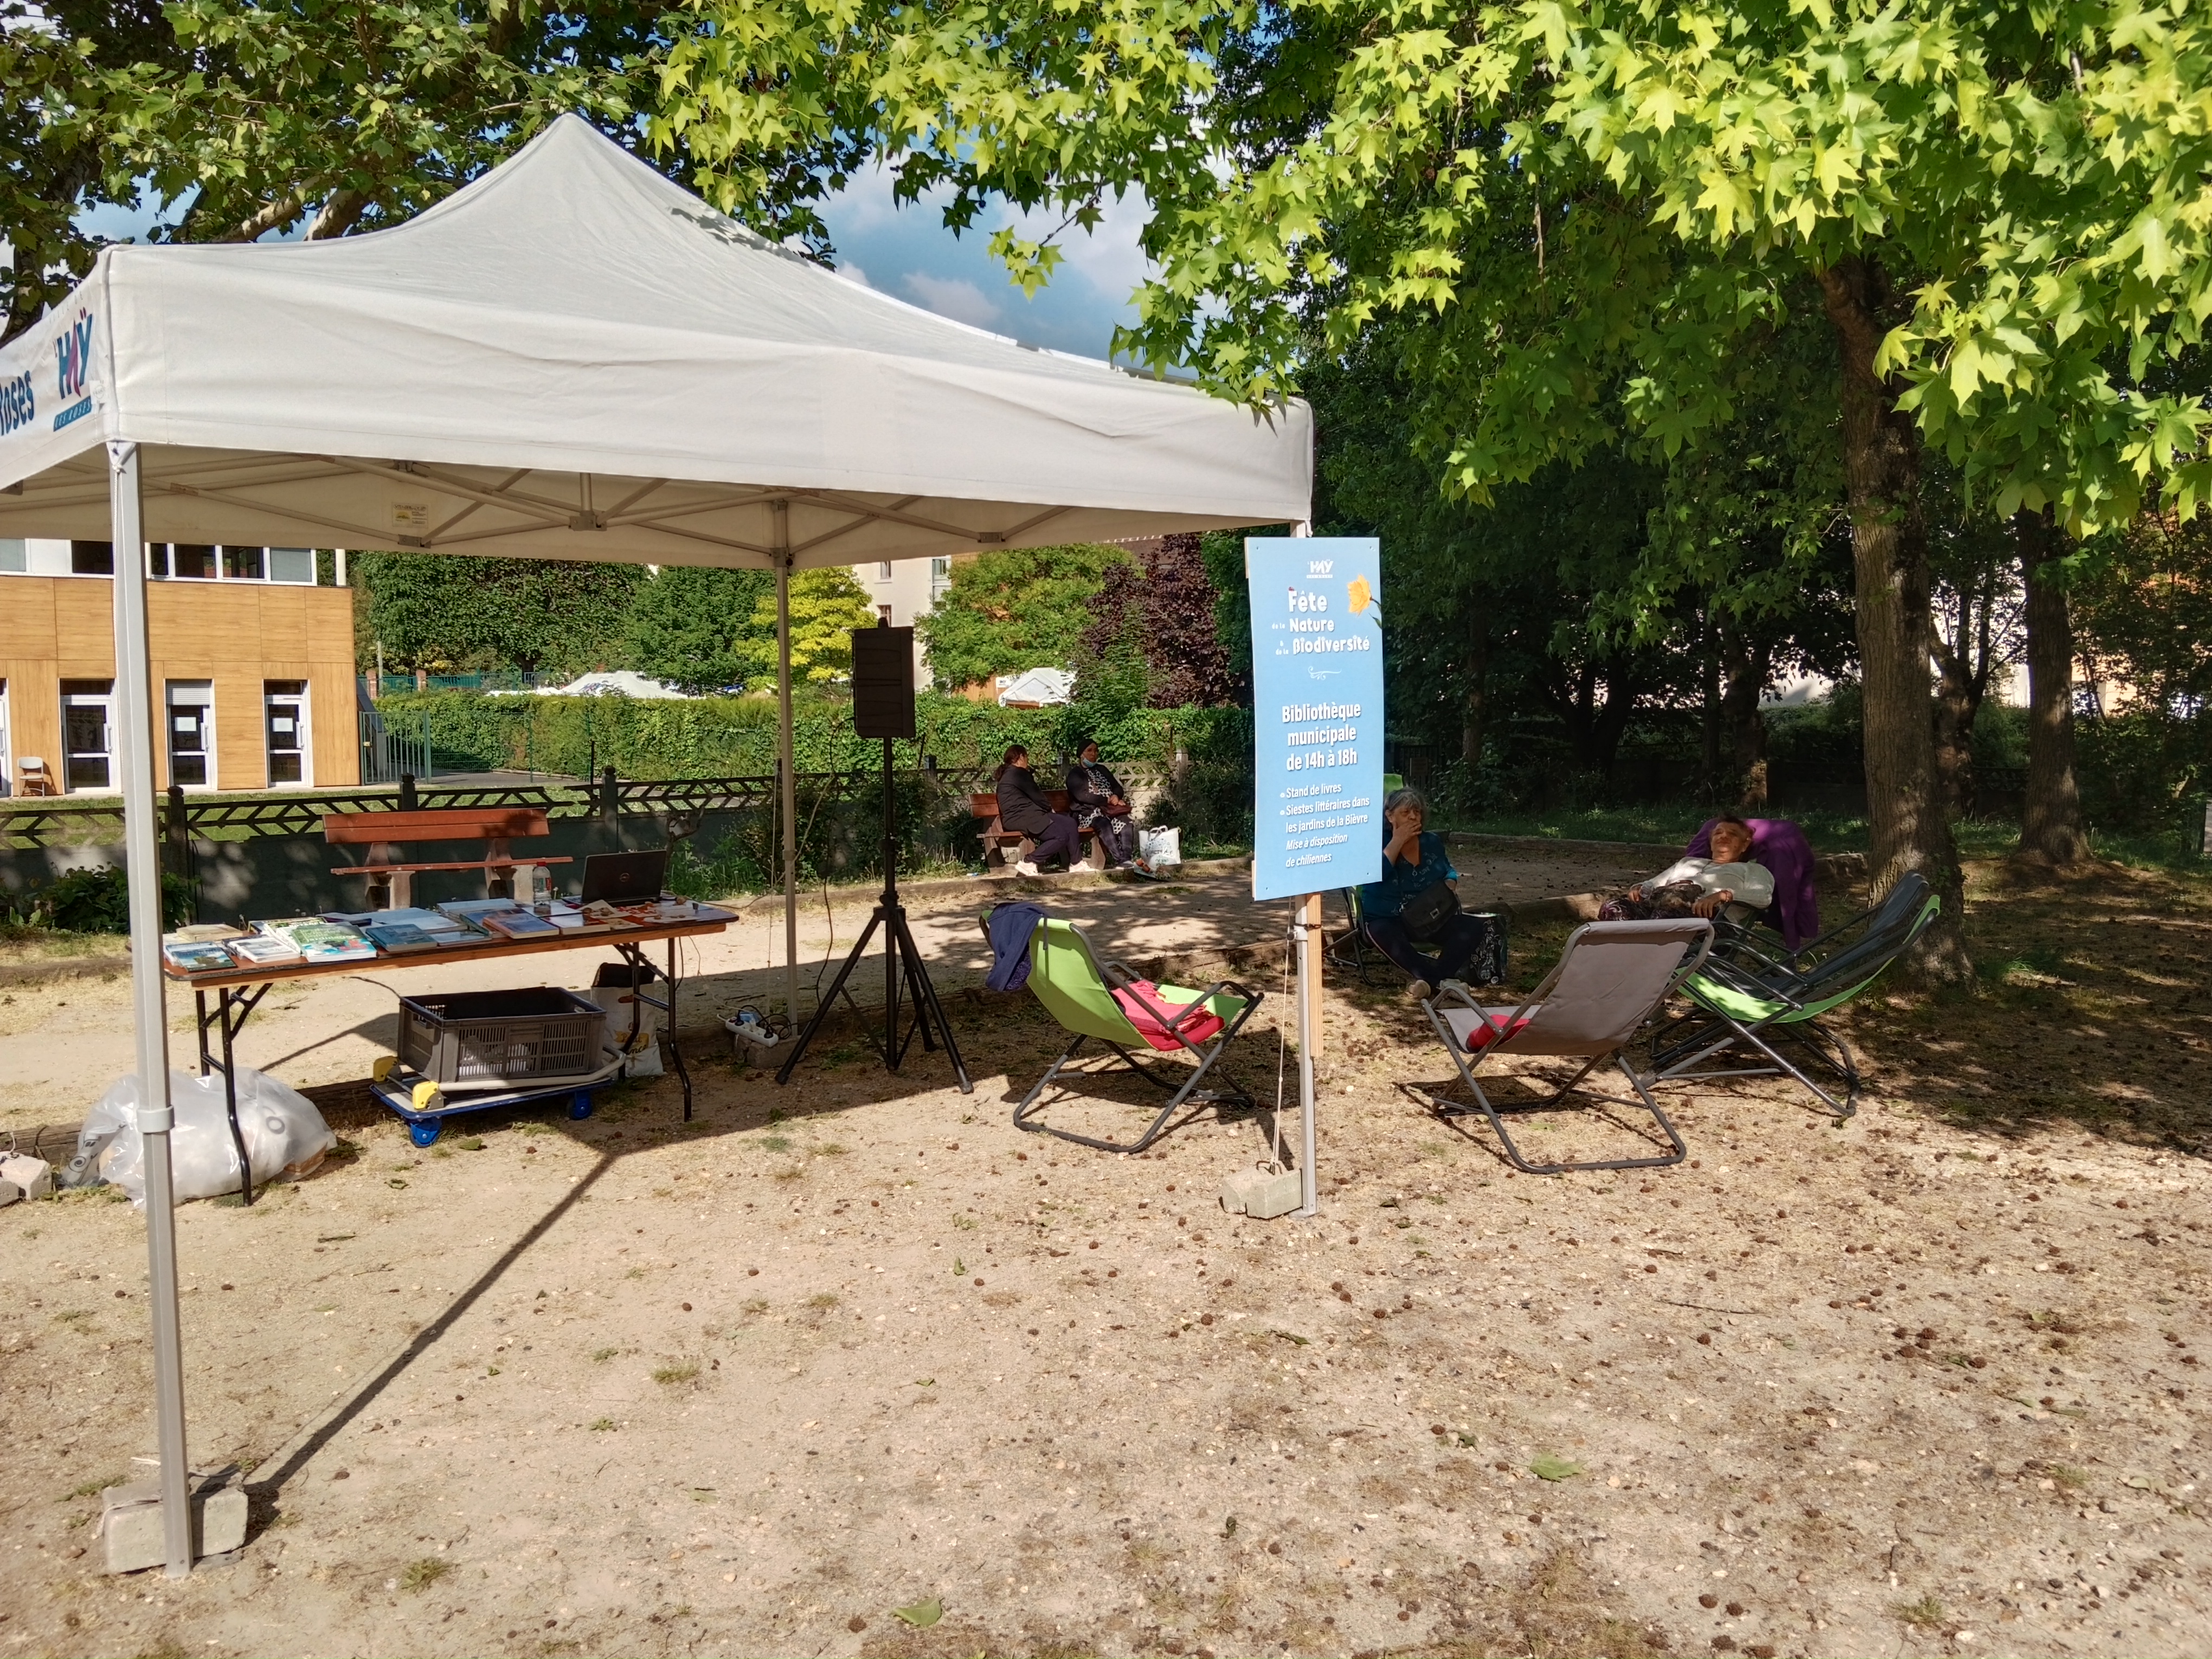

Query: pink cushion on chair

[1441,1007,1534,1053]
[1111,980,1226,1051]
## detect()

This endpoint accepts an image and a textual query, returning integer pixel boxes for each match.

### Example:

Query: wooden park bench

[325,807,571,909]
[968,790,1105,876]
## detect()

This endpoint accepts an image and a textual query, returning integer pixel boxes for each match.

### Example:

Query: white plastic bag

[1139,826,1183,869]
[81,1069,336,1208]
[615,1027,664,1080]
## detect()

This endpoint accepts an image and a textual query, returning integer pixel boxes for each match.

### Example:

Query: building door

[166,680,215,789]
[263,681,311,787]
[60,679,115,792]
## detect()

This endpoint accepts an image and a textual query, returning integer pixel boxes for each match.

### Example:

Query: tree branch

[226,194,305,243]
[307,188,370,240]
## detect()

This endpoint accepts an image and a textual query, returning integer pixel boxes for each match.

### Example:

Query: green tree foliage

[916,544,1135,690]
[353,552,643,676]
[661,1,2212,976]
[736,566,874,686]
[0,1,186,342]
[4,0,877,346]
[625,566,775,695]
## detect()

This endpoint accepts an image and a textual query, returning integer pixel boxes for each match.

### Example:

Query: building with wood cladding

[0,538,358,795]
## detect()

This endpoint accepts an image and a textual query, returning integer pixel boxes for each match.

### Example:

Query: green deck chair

[1649,872,1938,1118]
[1011,917,1262,1154]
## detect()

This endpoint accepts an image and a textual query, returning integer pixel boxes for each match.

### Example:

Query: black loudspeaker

[851,622,916,740]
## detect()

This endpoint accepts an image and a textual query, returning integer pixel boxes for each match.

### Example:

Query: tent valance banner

[0,116,1310,568]
[1247,537,1385,904]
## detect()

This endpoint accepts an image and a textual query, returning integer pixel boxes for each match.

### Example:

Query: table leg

[196,983,271,1206]
[666,934,691,1121]
[218,987,253,1207]
[612,942,691,1123]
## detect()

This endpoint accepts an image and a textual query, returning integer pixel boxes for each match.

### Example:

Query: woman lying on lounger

[1599,813,1775,924]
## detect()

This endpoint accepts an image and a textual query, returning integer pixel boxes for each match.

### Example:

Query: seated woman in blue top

[1361,787,1492,999]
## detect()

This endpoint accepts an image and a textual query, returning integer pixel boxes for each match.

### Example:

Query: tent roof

[0,117,1309,568]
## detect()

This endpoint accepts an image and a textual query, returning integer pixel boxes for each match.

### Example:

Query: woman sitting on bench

[995,744,1081,876]
[1065,738,1140,869]
[1361,787,1493,999]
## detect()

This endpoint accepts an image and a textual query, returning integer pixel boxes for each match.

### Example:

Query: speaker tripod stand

[775,738,972,1092]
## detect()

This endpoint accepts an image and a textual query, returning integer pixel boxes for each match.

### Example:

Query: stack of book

[483,909,562,941]
[161,923,249,974]
[256,916,377,964]
[352,906,483,955]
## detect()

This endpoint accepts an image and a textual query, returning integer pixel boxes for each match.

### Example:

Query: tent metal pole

[774,504,798,1031]
[110,439,192,1576]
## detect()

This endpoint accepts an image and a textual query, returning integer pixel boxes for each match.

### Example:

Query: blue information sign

[1247,537,1385,903]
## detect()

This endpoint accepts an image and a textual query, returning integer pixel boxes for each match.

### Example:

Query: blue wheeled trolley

[370,1051,625,1147]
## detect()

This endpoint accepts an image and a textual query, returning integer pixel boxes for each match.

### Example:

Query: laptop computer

[580,848,671,904]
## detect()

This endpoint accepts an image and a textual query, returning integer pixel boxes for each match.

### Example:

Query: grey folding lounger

[1419,917,1713,1175]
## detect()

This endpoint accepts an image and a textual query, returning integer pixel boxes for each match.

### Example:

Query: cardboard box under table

[163,905,735,1184]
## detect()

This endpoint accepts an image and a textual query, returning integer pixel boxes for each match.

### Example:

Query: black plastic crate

[396,987,607,1084]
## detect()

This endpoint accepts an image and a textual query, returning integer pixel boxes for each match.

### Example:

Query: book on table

[168,922,248,946]
[548,901,621,934]
[228,933,304,967]
[363,922,445,955]
[482,909,562,941]
[257,917,377,963]
[162,939,238,973]
[436,898,525,923]
[356,906,479,946]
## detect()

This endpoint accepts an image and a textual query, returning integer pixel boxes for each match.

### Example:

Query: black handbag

[1397,879,1460,943]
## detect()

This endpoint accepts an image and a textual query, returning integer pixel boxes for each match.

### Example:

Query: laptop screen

[580,848,670,904]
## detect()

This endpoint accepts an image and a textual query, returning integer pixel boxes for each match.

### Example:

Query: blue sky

[70,165,1152,364]
[818,170,1153,361]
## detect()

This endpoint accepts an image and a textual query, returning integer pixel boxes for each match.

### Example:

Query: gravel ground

[0,856,2206,1659]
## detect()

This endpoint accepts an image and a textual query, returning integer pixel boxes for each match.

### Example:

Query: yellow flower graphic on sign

[1346,574,1377,619]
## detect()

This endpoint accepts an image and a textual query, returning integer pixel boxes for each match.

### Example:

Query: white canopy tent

[0,115,1308,1576]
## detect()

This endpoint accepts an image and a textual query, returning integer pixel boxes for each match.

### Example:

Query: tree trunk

[2015,507,2092,866]
[1461,613,1489,768]
[1931,648,1978,817]
[1817,256,1972,982]
[1589,668,1638,781]
[1719,633,1771,811]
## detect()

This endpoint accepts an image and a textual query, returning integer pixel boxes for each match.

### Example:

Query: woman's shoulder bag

[1397,877,1460,942]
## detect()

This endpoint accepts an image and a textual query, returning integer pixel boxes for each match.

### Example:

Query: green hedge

[376,688,1255,781]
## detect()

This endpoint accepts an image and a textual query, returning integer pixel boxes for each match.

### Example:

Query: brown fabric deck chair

[1419,917,1713,1175]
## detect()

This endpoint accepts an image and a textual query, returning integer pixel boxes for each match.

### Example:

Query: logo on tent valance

[52,307,95,432]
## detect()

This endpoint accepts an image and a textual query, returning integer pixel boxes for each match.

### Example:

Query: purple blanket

[1686,818,1819,950]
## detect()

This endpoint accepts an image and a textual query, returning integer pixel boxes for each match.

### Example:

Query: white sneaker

[1437,978,1471,999]
[1014,860,1041,878]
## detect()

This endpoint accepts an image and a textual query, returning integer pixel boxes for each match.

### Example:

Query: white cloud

[901,271,1002,330]
[833,259,873,290]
